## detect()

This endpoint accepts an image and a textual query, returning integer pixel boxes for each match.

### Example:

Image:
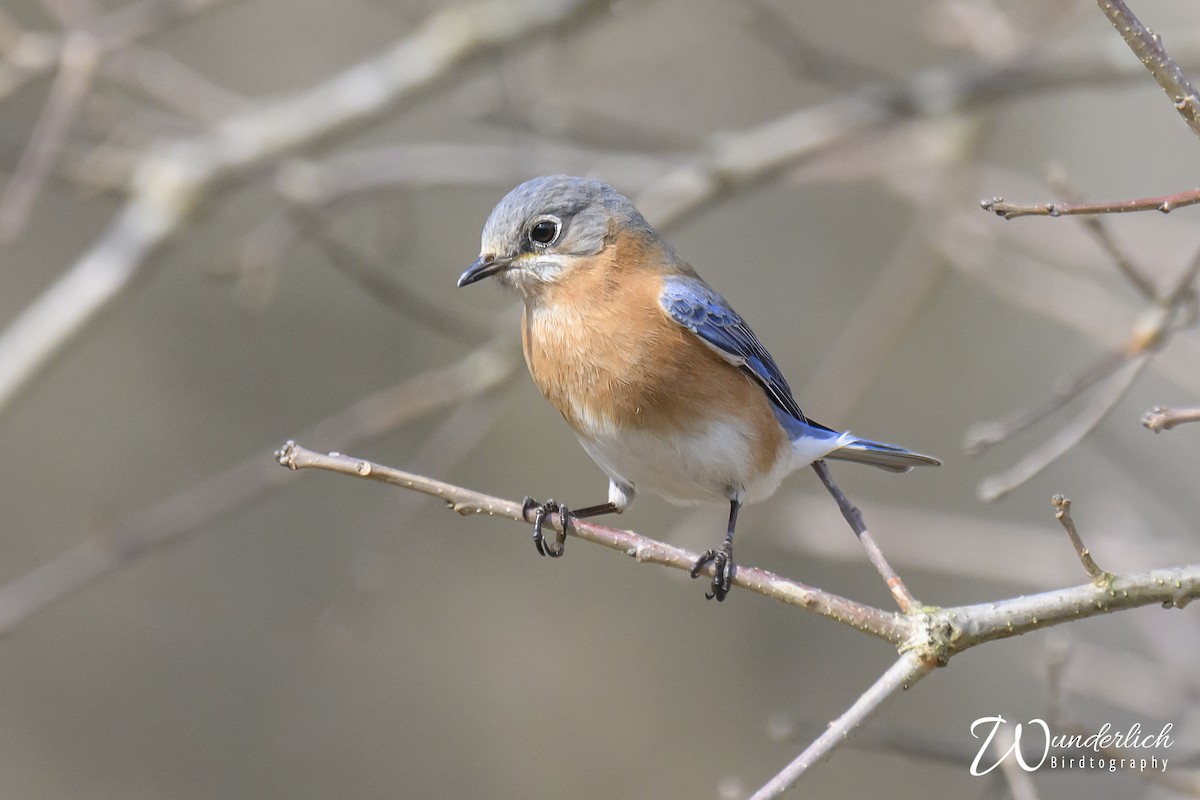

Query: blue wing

[659,273,807,424]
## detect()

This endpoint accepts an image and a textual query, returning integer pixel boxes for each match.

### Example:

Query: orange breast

[519,242,786,481]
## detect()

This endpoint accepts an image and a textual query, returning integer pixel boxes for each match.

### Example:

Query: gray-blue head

[457,175,653,296]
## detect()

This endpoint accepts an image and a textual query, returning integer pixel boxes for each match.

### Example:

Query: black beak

[457,254,512,287]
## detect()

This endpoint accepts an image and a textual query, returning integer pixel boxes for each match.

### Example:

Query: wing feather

[658,274,807,423]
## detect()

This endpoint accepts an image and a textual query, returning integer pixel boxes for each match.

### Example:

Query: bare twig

[811,460,918,612]
[1043,167,1160,300]
[1143,405,1200,432]
[980,187,1200,220]
[747,652,934,800]
[1097,0,1200,139]
[275,442,912,642]
[980,3,1200,224]
[1051,495,1108,583]
[276,443,1200,641]
[638,32,1200,229]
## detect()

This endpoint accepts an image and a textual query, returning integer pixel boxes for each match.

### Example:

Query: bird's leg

[690,499,741,601]
[521,498,620,558]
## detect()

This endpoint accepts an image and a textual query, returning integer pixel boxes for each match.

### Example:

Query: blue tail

[826,436,941,472]
[775,410,941,473]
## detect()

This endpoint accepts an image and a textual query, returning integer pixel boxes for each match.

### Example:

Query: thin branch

[1143,405,1200,432]
[275,443,1200,641]
[637,32,1200,228]
[980,187,1200,220]
[1051,495,1107,583]
[275,442,913,643]
[811,460,918,612]
[1098,0,1200,139]
[747,652,934,800]
[1043,167,1160,300]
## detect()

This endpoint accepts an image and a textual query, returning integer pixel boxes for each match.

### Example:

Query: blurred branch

[636,31,1200,228]
[0,0,606,419]
[286,203,492,345]
[1143,405,1200,432]
[6,13,1200,422]
[0,343,517,636]
[0,0,240,103]
[0,31,100,241]
[747,652,934,800]
[963,349,1130,456]
[976,354,1150,502]
[970,234,1200,498]
[981,187,1200,220]
[733,0,888,87]
[1098,0,1200,139]
[270,142,672,206]
[101,44,254,124]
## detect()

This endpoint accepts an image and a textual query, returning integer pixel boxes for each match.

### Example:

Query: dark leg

[689,499,741,601]
[521,498,620,558]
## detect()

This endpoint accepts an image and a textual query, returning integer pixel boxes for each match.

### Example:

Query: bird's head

[457,175,652,298]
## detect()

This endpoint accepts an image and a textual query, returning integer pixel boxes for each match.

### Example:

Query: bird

[457,175,939,601]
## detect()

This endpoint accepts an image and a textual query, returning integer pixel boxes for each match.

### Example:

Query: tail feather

[825,436,942,473]
[773,409,941,473]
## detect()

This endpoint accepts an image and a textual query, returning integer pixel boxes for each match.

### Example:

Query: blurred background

[0,0,1198,797]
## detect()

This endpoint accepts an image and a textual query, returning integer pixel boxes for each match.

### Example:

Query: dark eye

[529,218,560,246]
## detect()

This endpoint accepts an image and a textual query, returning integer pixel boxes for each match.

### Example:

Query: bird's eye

[529,218,560,246]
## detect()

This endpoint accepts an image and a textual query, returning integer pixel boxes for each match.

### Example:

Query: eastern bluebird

[458,175,939,601]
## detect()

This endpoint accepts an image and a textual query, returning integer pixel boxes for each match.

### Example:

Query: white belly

[576,417,798,507]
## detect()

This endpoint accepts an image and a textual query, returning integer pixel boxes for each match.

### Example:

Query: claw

[690,542,735,601]
[522,497,568,558]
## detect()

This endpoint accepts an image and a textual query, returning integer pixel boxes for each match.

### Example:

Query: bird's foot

[689,540,735,601]
[521,497,569,557]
